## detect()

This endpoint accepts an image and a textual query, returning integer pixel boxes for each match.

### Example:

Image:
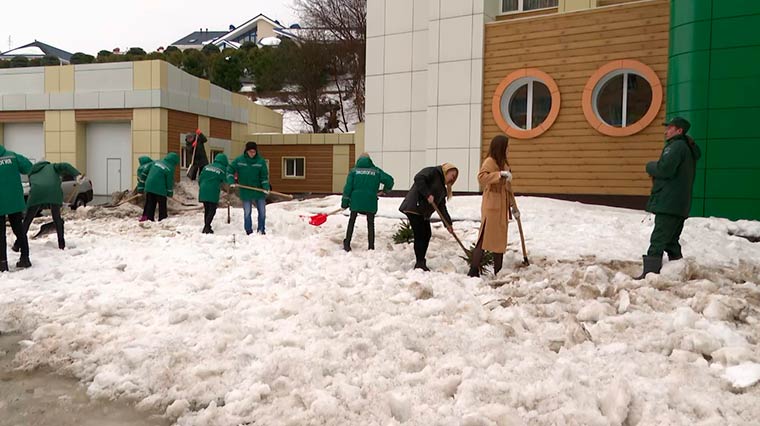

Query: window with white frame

[592,70,653,128]
[499,77,553,131]
[283,157,305,178]
[502,0,558,13]
[210,148,224,162]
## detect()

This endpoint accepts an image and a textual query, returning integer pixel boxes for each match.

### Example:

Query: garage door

[86,123,132,196]
[3,123,44,164]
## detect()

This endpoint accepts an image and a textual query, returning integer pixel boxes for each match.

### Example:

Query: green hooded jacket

[26,161,81,207]
[199,154,230,204]
[136,156,154,193]
[142,152,179,197]
[227,151,270,201]
[341,156,394,214]
[646,134,702,218]
[0,145,33,215]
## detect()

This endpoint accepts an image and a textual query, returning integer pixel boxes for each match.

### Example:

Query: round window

[492,69,560,139]
[582,60,663,137]
[501,78,552,131]
[593,71,653,128]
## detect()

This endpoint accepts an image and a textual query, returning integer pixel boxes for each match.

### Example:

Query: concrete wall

[0,61,269,127]
[366,0,499,191]
[0,61,283,187]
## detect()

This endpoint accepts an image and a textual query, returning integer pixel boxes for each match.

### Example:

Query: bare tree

[294,0,366,123]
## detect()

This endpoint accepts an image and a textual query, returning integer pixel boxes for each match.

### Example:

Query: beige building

[0,60,282,195]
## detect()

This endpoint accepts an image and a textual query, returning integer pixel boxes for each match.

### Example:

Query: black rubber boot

[0,261,8,272]
[414,261,430,272]
[467,266,480,278]
[343,239,351,252]
[634,255,662,280]
[16,257,32,269]
[668,253,683,261]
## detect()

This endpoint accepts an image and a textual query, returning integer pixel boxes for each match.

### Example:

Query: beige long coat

[477,157,512,253]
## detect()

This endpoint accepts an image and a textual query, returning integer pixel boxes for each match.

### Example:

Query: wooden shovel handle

[234,183,294,200]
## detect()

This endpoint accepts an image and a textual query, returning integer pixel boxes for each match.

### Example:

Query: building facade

[367,0,760,220]
[0,60,282,196]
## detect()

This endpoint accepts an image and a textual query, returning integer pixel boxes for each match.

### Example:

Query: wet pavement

[0,333,170,426]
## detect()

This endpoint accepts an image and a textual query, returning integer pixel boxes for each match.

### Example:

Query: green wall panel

[692,168,705,196]
[670,21,712,56]
[670,0,712,27]
[704,169,760,199]
[706,139,760,169]
[668,51,710,84]
[713,0,760,20]
[689,198,704,217]
[710,47,760,79]
[704,198,760,221]
[709,78,760,109]
[666,81,710,111]
[711,15,760,49]
[708,108,760,139]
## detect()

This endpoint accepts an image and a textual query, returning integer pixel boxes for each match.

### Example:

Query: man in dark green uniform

[14,160,81,251]
[341,153,394,251]
[227,142,270,235]
[0,144,33,271]
[198,153,230,234]
[636,117,702,279]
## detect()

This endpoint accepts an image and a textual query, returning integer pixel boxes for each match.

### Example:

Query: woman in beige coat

[468,135,518,277]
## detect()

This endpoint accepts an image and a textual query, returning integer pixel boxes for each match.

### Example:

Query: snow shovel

[232,184,295,200]
[102,192,142,208]
[308,208,344,226]
[226,187,231,224]
[509,190,529,266]
[430,201,468,256]
[186,135,198,179]
[34,177,84,235]
[31,221,58,240]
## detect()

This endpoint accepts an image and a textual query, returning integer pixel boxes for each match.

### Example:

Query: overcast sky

[2,0,298,55]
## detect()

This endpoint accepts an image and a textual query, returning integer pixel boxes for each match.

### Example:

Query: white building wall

[366,0,499,191]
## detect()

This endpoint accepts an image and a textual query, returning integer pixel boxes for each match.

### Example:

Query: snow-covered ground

[2,194,760,426]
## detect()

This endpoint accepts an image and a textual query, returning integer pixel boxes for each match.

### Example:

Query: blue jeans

[242,199,266,234]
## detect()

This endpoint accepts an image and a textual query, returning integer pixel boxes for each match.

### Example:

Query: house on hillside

[0,40,72,64]
[170,14,300,51]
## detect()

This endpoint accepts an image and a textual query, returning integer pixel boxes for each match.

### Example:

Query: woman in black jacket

[399,163,458,271]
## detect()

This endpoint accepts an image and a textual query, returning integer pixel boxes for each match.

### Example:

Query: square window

[210,148,224,162]
[283,157,305,178]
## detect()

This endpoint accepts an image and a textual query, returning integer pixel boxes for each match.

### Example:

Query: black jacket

[187,133,209,164]
[399,166,452,224]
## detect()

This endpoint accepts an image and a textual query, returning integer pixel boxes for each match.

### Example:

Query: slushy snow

[1,194,759,425]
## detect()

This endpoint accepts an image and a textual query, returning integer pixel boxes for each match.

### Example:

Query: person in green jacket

[139,152,179,222]
[341,153,394,251]
[227,142,270,235]
[136,155,154,222]
[198,153,230,234]
[636,117,702,279]
[13,161,81,251]
[0,144,33,271]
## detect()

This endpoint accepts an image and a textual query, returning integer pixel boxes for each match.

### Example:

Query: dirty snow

[1,194,759,425]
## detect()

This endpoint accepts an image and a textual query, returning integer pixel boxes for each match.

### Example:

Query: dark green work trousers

[647,213,686,259]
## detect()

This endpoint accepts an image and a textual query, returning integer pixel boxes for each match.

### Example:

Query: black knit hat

[245,141,258,152]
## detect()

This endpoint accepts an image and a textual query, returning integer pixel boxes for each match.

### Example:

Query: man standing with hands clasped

[635,117,701,279]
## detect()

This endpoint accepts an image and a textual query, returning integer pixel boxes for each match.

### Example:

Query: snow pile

[1,195,759,425]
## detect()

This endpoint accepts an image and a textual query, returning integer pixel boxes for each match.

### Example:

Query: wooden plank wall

[75,109,133,122]
[599,0,640,6]
[0,111,45,122]
[262,145,334,194]
[210,118,232,140]
[168,109,198,181]
[483,0,669,196]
